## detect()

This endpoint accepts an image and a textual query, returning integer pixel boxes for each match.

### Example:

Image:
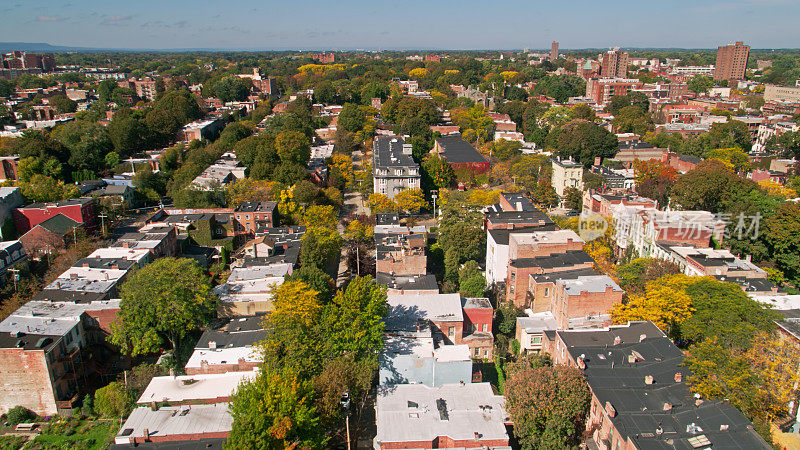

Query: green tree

[286,264,334,302]
[110,258,217,362]
[300,226,343,270]
[394,187,427,213]
[688,75,714,95]
[94,382,130,418]
[422,154,455,188]
[48,94,78,114]
[275,130,311,166]
[337,103,366,133]
[226,370,324,449]
[763,202,800,282]
[552,120,618,165]
[505,363,591,450]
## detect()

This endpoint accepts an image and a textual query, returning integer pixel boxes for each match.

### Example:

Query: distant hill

[0,42,96,53]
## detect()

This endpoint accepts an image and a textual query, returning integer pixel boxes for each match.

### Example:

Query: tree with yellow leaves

[409,67,429,79]
[746,332,800,421]
[301,205,338,229]
[394,188,427,213]
[610,275,695,335]
[759,179,797,199]
[327,153,353,186]
[225,178,279,208]
[367,193,398,214]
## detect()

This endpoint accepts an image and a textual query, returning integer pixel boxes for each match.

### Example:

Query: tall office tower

[551,41,559,60]
[714,41,750,82]
[600,48,629,78]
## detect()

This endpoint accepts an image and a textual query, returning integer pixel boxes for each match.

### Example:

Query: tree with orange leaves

[633,159,677,207]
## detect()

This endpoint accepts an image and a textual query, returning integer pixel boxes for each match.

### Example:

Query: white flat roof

[227,264,292,282]
[752,294,800,310]
[375,383,509,445]
[137,370,257,404]
[185,346,262,368]
[510,229,583,246]
[116,403,232,445]
[87,247,150,263]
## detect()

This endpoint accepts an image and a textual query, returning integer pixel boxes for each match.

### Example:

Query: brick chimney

[674,372,682,383]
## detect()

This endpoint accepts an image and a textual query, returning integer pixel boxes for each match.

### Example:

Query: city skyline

[3,0,800,51]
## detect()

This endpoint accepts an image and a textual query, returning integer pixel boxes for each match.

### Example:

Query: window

[448,326,455,338]
[532,336,542,344]
[544,287,549,297]
[474,347,480,357]
[482,323,488,332]
[245,215,250,220]
[483,349,489,357]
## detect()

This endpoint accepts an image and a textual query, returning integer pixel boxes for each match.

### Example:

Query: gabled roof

[30,213,82,235]
[434,135,488,164]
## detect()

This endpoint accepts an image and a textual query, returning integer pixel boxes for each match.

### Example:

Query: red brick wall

[463,308,493,334]
[376,255,427,276]
[509,240,583,260]
[507,260,594,308]
[0,349,57,415]
[552,286,623,328]
[184,361,260,376]
[132,431,230,444]
[84,308,119,335]
[432,320,463,345]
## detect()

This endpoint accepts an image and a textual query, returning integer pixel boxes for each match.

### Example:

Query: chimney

[150,401,157,411]
[695,399,704,406]
[143,429,150,440]
[674,372,682,383]
[594,157,601,166]
[613,336,621,345]
[577,357,586,370]
[209,341,217,349]
[639,334,647,342]
[605,401,616,417]
[645,375,654,385]
[663,402,672,411]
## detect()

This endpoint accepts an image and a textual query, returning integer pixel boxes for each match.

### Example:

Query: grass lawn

[0,435,29,450]
[28,419,118,450]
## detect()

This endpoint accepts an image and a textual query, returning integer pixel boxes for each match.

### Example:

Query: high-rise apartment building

[714,41,750,82]
[550,41,559,60]
[600,48,629,78]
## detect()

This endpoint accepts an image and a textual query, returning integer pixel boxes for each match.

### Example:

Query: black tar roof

[109,438,225,449]
[487,225,560,245]
[485,209,553,226]
[557,322,770,449]
[0,331,61,351]
[74,257,137,271]
[377,272,438,291]
[510,250,593,269]
[530,267,597,284]
[195,316,268,349]
[374,136,418,168]
[32,289,108,303]
[435,135,487,164]
[234,201,277,213]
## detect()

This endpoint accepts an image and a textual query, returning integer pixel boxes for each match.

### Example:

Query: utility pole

[356,245,360,277]
[8,268,19,292]
[72,225,78,244]
[98,213,108,237]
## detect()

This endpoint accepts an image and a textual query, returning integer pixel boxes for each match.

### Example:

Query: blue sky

[4,0,800,50]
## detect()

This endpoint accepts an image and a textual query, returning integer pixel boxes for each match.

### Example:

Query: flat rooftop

[137,370,257,404]
[375,383,508,445]
[115,403,232,445]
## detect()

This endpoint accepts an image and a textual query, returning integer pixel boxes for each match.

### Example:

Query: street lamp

[431,190,438,221]
[340,391,351,450]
